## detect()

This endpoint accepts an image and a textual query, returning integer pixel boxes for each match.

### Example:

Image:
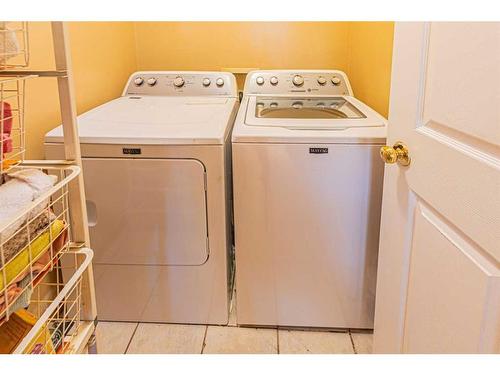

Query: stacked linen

[0,21,17,161]
[0,22,20,66]
[0,169,68,319]
[1,102,14,158]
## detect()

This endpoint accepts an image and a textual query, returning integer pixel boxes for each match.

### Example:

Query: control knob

[147,77,157,86]
[134,77,144,86]
[317,76,327,85]
[292,75,304,86]
[202,78,211,87]
[270,76,279,85]
[216,78,225,87]
[256,76,265,85]
[173,76,185,87]
[331,76,341,85]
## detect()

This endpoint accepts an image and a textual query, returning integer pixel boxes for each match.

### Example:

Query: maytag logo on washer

[122,148,141,155]
[309,147,328,154]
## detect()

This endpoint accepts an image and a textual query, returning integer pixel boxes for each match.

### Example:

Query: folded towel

[5,169,58,199]
[0,273,31,314]
[1,211,54,266]
[0,221,68,321]
[0,219,66,291]
[1,134,13,154]
[0,169,57,241]
[0,283,22,306]
[0,23,20,65]
[1,102,13,135]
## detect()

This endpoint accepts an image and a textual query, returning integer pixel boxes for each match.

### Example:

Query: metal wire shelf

[1,75,36,175]
[0,22,29,70]
[0,21,97,354]
[0,164,81,325]
[13,248,94,354]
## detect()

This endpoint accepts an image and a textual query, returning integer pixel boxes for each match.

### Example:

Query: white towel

[6,169,58,200]
[0,22,20,65]
[0,169,57,243]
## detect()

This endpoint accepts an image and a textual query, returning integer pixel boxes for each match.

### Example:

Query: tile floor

[93,290,373,354]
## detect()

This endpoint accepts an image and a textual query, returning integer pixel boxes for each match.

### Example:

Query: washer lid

[245,95,384,130]
[45,96,237,145]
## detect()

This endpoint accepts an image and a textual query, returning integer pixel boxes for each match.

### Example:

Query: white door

[373,22,500,353]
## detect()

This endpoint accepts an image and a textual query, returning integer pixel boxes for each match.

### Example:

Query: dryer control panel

[124,71,237,97]
[244,70,352,96]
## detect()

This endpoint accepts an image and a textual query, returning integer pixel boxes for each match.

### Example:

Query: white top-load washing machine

[232,70,386,329]
[45,71,238,324]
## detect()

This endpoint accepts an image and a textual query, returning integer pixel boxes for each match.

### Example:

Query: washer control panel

[125,71,237,96]
[244,70,352,96]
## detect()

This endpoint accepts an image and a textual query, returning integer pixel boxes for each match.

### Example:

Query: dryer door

[83,158,209,266]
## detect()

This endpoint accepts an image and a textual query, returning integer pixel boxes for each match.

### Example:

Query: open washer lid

[245,95,385,130]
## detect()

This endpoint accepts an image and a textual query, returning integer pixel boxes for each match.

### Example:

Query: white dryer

[45,71,238,324]
[232,70,386,329]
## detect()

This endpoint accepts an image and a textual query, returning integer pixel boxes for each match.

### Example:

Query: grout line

[276,328,280,354]
[348,329,358,354]
[124,322,140,354]
[200,325,209,354]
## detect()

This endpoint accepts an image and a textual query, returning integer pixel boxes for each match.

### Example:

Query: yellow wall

[347,22,394,117]
[133,21,394,117]
[134,22,352,90]
[23,21,393,159]
[134,22,351,70]
[25,22,137,158]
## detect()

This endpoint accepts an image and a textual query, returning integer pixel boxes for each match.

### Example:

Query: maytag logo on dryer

[122,148,141,155]
[309,147,329,154]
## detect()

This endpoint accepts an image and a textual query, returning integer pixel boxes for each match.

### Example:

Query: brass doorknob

[380,142,411,166]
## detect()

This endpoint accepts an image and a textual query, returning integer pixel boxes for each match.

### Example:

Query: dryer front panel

[83,158,209,266]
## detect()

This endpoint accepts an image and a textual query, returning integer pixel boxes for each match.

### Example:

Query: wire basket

[1,75,34,175]
[13,248,94,354]
[0,21,29,69]
[0,164,81,324]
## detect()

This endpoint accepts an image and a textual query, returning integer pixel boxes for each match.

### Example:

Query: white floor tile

[95,321,137,354]
[351,332,373,354]
[278,329,354,354]
[203,326,277,354]
[126,323,206,354]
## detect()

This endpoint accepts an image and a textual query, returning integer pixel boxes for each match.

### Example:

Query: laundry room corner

[346,22,395,118]
[24,22,138,159]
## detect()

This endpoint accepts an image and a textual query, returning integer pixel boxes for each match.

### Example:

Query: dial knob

[216,78,224,87]
[317,76,327,85]
[270,76,278,85]
[202,78,211,87]
[134,77,144,86]
[147,77,157,86]
[292,75,304,86]
[173,76,185,87]
[256,76,265,85]
[331,76,341,85]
